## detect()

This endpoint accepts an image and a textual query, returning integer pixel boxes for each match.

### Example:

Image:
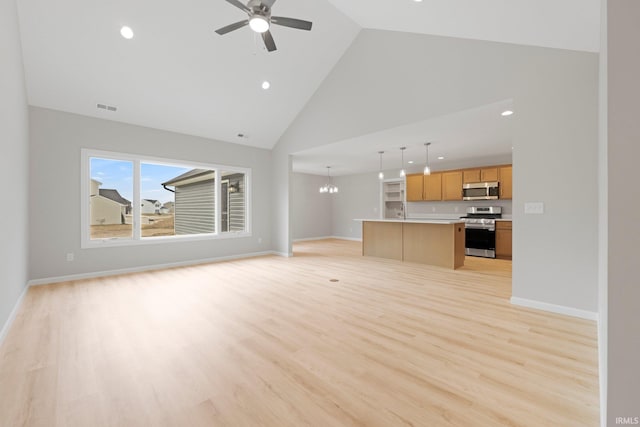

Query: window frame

[81,148,252,249]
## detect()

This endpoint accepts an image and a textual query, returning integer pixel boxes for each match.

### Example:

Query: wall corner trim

[0,283,30,346]
[510,296,598,321]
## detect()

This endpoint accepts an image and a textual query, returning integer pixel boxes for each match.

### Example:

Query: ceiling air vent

[97,103,117,112]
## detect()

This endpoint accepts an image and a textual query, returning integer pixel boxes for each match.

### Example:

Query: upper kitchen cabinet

[423,173,443,201]
[463,169,481,183]
[442,171,463,201]
[463,167,499,183]
[481,167,499,182]
[406,174,424,202]
[499,166,513,199]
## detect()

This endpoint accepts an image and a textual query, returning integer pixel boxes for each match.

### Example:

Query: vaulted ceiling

[16,0,601,162]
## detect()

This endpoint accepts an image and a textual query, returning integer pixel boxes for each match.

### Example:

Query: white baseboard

[293,236,333,242]
[28,250,277,286]
[293,236,362,243]
[510,296,598,321]
[0,283,30,346]
[331,236,362,242]
[273,251,292,257]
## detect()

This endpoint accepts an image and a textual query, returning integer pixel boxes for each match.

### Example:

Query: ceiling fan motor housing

[248,0,271,17]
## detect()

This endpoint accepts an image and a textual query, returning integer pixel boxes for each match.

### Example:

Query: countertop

[354,218,464,225]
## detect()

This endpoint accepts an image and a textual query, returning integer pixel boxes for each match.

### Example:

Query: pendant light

[423,142,432,175]
[378,151,385,180]
[319,166,338,194]
[399,147,406,177]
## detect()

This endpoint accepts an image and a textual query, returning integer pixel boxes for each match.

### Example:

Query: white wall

[292,173,332,240]
[330,172,382,239]
[274,29,599,314]
[28,107,272,281]
[0,0,29,337]
[607,0,640,422]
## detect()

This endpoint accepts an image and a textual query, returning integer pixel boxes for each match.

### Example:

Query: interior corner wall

[598,0,608,424]
[274,29,599,314]
[292,173,332,240]
[271,145,292,256]
[28,107,272,281]
[607,0,640,421]
[0,0,30,337]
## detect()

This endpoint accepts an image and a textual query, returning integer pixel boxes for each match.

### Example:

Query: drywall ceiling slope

[16,0,359,149]
[293,100,514,176]
[327,0,601,52]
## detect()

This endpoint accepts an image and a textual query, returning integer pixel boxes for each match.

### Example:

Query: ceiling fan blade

[215,20,249,35]
[224,0,251,13]
[261,0,277,7]
[271,16,312,31]
[262,30,277,52]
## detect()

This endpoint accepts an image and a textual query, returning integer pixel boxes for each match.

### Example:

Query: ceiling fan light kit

[215,0,313,52]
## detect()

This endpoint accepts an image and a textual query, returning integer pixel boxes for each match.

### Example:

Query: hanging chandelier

[399,147,407,177]
[319,166,339,194]
[378,151,385,180]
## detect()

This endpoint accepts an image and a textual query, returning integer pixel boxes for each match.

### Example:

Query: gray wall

[292,173,332,240]
[598,0,608,424]
[28,107,272,280]
[408,199,512,217]
[0,0,29,335]
[330,172,382,239]
[274,29,599,314]
[607,0,640,422]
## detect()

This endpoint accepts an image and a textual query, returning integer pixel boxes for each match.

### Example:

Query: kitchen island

[356,219,466,269]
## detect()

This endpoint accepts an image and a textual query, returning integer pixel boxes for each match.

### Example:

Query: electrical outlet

[524,202,544,214]
[66,253,74,262]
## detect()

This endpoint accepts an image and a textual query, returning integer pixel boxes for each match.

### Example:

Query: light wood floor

[0,239,599,426]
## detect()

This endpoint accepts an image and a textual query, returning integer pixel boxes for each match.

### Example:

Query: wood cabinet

[495,221,512,260]
[499,166,513,199]
[463,169,480,183]
[423,173,442,201]
[405,174,424,201]
[481,167,499,182]
[442,171,463,201]
[463,167,498,183]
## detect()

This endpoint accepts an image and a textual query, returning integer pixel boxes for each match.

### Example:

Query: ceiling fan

[214,0,313,52]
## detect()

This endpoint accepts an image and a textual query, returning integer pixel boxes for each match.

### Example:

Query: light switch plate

[524,202,544,214]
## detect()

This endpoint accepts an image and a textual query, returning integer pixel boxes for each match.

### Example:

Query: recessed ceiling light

[120,26,134,39]
[501,110,514,116]
[408,160,414,164]
[413,0,423,2]
[438,156,445,160]
[261,81,271,90]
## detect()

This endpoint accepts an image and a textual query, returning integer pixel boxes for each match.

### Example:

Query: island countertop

[354,218,464,225]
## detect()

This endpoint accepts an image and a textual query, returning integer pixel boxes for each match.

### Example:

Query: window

[81,149,251,247]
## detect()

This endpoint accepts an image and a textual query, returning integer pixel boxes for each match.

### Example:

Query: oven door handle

[464,224,495,231]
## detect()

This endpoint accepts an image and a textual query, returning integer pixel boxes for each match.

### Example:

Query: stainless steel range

[460,206,502,258]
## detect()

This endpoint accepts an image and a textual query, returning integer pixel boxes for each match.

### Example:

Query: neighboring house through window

[81,149,251,247]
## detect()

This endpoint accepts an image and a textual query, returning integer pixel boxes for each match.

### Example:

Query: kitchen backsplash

[406,199,513,219]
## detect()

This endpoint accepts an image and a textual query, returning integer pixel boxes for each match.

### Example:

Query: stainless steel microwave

[462,182,499,200]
